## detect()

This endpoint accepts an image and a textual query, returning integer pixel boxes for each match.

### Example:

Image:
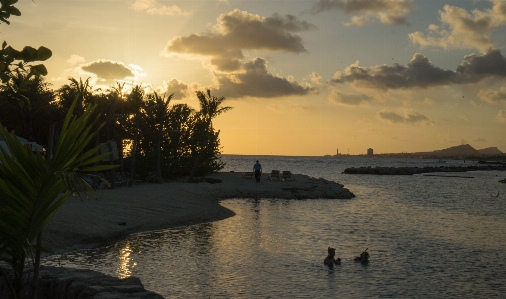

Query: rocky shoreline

[0,267,164,299]
[343,165,506,175]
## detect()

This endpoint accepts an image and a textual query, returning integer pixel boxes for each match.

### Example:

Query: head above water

[327,247,335,257]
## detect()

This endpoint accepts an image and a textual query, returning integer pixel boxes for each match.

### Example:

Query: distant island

[325,144,505,161]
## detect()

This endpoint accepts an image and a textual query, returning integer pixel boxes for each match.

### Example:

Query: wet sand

[43,172,354,254]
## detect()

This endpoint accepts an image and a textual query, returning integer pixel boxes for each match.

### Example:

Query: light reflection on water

[42,157,506,298]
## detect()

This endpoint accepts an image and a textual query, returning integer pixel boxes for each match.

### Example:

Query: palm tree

[0,73,60,146]
[143,92,173,183]
[107,82,128,172]
[125,84,145,185]
[189,90,232,180]
[0,99,115,299]
[56,77,92,116]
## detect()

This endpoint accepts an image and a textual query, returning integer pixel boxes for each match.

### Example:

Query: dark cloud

[329,90,374,106]
[310,0,413,25]
[331,49,506,90]
[81,60,135,80]
[164,10,314,71]
[456,49,506,82]
[377,110,434,125]
[214,57,317,98]
[164,79,190,100]
[265,13,317,31]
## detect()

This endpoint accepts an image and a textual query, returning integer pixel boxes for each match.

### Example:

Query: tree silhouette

[143,92,174,183]
[56,77,93,116]
[125,84,145,185]
[189,90,232,180]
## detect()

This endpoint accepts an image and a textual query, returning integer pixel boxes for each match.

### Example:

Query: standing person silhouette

[253,160,262,182]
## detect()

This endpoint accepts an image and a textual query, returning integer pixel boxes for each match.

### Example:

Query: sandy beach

[43,172,354,254]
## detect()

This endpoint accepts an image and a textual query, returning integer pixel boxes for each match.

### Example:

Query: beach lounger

[242,172,254,179]
[268,170,281,180]
[282,171,294,181]
[114,173,128,187]
[147,172,158,183]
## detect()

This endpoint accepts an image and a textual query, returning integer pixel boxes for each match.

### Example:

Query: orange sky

[4,0,506,155]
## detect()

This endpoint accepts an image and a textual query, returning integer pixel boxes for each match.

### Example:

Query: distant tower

[367,148,374,156]
[336,148,339,156]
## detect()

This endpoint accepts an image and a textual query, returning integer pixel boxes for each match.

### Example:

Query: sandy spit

[43,172,354,254]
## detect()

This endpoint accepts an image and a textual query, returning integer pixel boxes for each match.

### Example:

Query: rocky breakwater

[0,266,164,299]
[343,165,506,175]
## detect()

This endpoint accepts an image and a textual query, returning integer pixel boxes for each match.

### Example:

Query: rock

[0,266,165,299]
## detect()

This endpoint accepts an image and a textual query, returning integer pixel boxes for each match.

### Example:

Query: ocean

[42,155,506,298]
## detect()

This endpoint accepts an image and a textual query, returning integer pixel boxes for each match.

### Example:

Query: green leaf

[35,46,52,61]
[16,95,30,109]
[4,6,20,16]
[4,46,21,59]
[0,73,9,82]
[4,0,19,6]
[20,46,37,62]
[28,64,48,76]
[0,17,10,25]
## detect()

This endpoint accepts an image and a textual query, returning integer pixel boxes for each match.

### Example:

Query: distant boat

[437,159,446,163]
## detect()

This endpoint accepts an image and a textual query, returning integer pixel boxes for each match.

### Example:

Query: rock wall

[343,165,506,175]
[0,266,164,299]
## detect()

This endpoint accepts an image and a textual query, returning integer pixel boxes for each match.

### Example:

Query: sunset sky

[4,0,506,155]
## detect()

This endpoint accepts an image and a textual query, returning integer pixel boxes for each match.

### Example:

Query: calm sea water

[42,156,506,298]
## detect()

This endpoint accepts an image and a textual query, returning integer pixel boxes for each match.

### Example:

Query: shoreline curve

[43,172,354,254]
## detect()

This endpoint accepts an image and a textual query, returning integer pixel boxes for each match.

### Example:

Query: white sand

[43,172,354,254]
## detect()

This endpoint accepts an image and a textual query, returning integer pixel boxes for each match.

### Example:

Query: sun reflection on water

[116,242,133,278]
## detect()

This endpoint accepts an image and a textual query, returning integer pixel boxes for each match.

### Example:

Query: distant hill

[478,147,504,155]
[431,144,481,156]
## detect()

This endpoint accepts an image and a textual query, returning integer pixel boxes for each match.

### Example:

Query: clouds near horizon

[331,49,506,90]
[310,0,413,25]
[377,110,434,125]
[329,90,374,106]
[409,0,506,52]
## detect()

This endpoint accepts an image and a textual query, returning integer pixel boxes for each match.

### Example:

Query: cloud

[331,49,506,90]
[131,0,192,16]
[305,72,324,85]
[66,54,86,65]
[217,0,230,5]
[474,137,488,143]
[214,57,317,98]
[377,110,434,125]
[161,79,190,100]
[163,10,315,71]
[409,1,506,52]
[498,110,506,122]
[81,60,145,81]
[344,15,371,27]
[478,85,506,104]
[310,0,413,25]
[290,104,312,112]
[329,89,374,106]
